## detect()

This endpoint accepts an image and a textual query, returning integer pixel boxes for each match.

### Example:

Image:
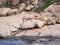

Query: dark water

[0,39,60,45]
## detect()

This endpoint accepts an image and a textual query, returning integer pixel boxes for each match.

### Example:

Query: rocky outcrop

[0,24,11,37]
[18,3,25,12]
[44,5,60,23]
[25,4,34,11]
[8,9,18,15]
[0,8,11,16]
[21,20,35,29]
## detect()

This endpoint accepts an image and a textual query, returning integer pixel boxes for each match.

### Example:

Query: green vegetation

[0,0,19,9]
[35,0,52,12]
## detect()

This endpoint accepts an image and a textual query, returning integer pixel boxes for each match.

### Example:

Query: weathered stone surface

[44,5,60,13]
[21,12,40,20]
[8,9,18,15]
[0,8,11,16]
[35,21,46,28]
[18,3,25,12]
[41,12,53,17]
[0,14,23,29]
[29,12,41,19]
[21,12,35,19]
[21,20,35,29]
[8,0,19,5]
[31,19,46,28]
[0,24,11,37]
[24,30,39,36]
[25,4,34,11]
[40,24,60,38]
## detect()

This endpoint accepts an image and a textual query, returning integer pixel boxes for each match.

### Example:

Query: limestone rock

[29,12,41,19]
[25,4,34,11]
[21,12,41,20]
[41,12,53,17]
[40,24,60,38]
[21,20,35,29]
[31,19,46,28]
[21,12,35,19]
[36,21,46,28]
[0,8,11,16]
[0,14,23,29]
[18,3,25,12]
[8,0,19,6]
[44,5,60,13]
[0,24,11,37]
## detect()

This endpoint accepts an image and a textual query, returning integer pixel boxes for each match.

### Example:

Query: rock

[8,0,19,6]
[41,12,53,17]
[25,30,39,36]
[0,14,23,30]
[49,24,60,38]
[44,5,60,13]
[21,20,35,29]
[39,24,60,38]
[0,8,11,16]
[8,9,18,15]
[21,12,41,20]
[18,3,25,12]
[25,4,34,11]
[0,0,7,5]
[8,24,18,32]
[21,12,35,19]
[29,12,41,19]
[31,19,46,28]
[36,21,46,28]
[0,24,11,37]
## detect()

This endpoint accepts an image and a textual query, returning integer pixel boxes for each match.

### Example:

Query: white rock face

[21,20,35,29]
[0,24,11,37]
[0,8,11,16]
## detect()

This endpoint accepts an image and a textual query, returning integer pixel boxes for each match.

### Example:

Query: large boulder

[21,20,35,29]
[0,14,23,30]
[0,24,11,37]
[31,19,46,28]
[20,12,35,19]
[0,8,11,16]
[18,3,25,12]
[25,4,34,11]
[40,24,60,38]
